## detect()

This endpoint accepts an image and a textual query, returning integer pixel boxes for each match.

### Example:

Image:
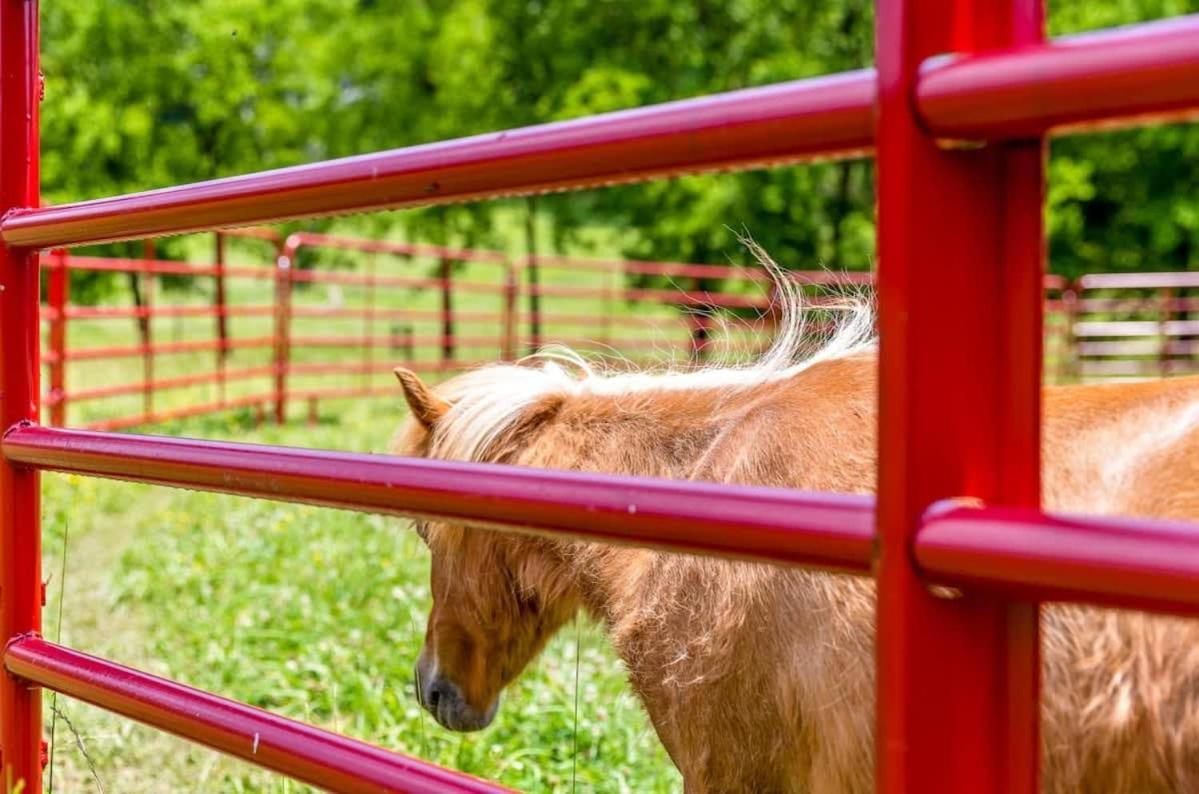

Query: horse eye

[413,521,430,543]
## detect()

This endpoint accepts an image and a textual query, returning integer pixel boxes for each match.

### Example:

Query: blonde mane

[430,249,875,463]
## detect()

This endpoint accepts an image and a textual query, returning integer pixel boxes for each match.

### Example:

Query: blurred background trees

[41,0,1199,300]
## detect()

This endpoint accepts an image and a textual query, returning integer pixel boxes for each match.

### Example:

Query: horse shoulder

[1043,375,1199,518]
[688,358,878,494]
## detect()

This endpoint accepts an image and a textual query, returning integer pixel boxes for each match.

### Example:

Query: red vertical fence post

[47,249,68,426]
[524,196,542,353]
[1159,286,1174,377]
[141,239,155,422]
[875,0,1045,792]
[688,312,712,363]
[502,262,518,362]
[0,0,43,789]
[601,264,615,348]
[364,251,376,391]
[439,254,454,364]
[1062,278,1081,381]
[213,231,229,406]
[274,237,296,424]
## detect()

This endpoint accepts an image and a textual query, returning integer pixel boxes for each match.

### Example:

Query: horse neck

[517,355,879,626]
[512,381,723,616]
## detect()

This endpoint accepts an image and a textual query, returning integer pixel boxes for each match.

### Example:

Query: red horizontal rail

[289,308,521,324]
[518,336,689,352]
[290,335,503,349]
[1078,270,1199,289]
[291,307,428,321]
[60,305,278,320]
[291,386,396,402]
[4,637,506,794]
[287,360,473,377]
[1,425,875,570]
[1076,360,1199,378]
[1076,297,1199,313]
[65,366,275,403]
[917,14,1199,138]
[529,256,876,287]
[527,284,864,305]
[527,255,774,282]
[1074,320,1199,338]
[84,394,273,431]
[1076,340,1172,357]
[2,71,876,249]
[54,256,221,277]
[59,255,275,280]
[288,269,508,294]
[516,312,670,329]
[289,232,510,264]
[916,503,1199,616]
[218,226,283,243]
[525,283,771,309]
[67,336,275,361]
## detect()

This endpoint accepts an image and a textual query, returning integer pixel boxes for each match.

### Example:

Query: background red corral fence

[38,233,1199,431]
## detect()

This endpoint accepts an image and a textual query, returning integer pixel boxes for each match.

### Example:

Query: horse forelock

[427,247,875,466]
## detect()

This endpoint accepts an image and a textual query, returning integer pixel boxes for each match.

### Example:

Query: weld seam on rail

[4,637,508,794]
[1,424,875,571]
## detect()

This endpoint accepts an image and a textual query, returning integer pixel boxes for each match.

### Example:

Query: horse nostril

[428,683,442,708]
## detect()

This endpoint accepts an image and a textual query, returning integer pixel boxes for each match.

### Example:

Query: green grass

[42,398,681,792]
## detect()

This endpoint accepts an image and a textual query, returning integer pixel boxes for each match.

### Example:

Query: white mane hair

[430,243,876,463]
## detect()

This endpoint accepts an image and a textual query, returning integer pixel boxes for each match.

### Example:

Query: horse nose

[422,675,455,711]
[415,669,498,732]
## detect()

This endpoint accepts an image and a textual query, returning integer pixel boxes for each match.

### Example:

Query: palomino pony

[391,275,1199,793]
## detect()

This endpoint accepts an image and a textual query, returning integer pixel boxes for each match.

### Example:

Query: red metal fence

[40,235,1198,430]
[2,3,1199,792]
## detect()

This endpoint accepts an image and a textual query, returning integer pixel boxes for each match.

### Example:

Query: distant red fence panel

[40,233,1199,429]
[1066,271,1199,381]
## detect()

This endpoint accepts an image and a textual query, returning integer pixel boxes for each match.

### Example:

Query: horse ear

[394,367,450,428]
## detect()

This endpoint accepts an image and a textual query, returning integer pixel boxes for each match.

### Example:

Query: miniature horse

[390,290,1199,793]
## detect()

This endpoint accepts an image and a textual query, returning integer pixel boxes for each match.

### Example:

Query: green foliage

[39,1,1199,294]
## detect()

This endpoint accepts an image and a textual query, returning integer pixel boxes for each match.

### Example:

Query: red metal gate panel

[1,2,1198,792]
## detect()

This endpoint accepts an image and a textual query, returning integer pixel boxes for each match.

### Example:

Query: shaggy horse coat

[392,293,1199,793]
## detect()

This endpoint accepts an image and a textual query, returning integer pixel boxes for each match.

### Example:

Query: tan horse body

[394,340,1199,792]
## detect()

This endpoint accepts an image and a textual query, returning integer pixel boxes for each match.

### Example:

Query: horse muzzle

[415,662,498,732]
